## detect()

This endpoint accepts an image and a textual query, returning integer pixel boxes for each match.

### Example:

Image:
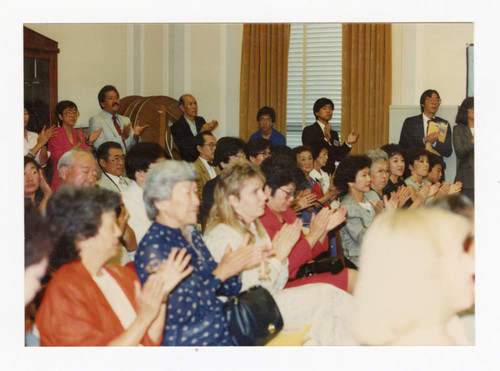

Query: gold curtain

[342,24,392,154]
[239,24,291,141]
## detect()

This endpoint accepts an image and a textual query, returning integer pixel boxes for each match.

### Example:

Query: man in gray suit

[89,85,148,153]
[96,141,132,193]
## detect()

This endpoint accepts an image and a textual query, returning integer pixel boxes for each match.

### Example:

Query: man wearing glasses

[96,141,131,193]
[192,131,220,201]
[399,89,452,158]
[249,106,286,147]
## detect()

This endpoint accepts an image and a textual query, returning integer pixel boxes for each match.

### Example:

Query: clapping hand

[346,130,359,145]
[272,219,302,262]
[37,125,57,146]
[116,204,130,237]
[429,182,441,197]
[155,247,193,301]
[396,185,411,208]
[135,274,167,323]
[324,123,331,141]
[326,206,347,231]
[369,199,385,215]
[384,193,399,212]
[122,122,132,139]
[88,128,103,145]
[213,234,271,281]
[133,119,149,137]
[449,181,463,195]
[292,189,317,212]
[201,120,218,132]
[39,170,52,197]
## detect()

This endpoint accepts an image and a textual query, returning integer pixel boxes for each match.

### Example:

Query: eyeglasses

[372,169,390,176]
[62,110,79,116]
[259,117,273,123]
[425,98,442,104]
[110,156,125,163]
[257,151,272,157]
[230,153,246,161]
[278,187,295,199]
[204,142,217,148]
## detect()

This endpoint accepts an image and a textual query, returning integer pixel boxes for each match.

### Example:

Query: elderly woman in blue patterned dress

[134,160,268,346]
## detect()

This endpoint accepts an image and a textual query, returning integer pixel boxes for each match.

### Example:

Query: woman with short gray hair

[143,160,197,220]
[134,160,268,346]
[364,149,410,209]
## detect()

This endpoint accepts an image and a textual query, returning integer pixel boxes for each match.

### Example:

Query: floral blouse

[134,222,241,346]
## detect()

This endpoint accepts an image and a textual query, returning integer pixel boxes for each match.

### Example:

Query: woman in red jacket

[35,187,192,346]
[259,156,357,294]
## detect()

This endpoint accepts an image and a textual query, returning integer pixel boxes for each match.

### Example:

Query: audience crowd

[24,88,475,346]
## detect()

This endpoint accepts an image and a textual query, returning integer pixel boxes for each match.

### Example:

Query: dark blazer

[302,122,351,174]
[171,115,206,162]
[453,124,474,191]
[399,114,452,157]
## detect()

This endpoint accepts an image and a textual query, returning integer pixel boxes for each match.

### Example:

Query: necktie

[426,120,431,135]
[112,115,127,151]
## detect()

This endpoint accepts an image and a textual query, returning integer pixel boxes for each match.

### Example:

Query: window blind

[286,23,343,148]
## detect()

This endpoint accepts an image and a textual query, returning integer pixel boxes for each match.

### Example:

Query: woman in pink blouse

[48,101,102,191]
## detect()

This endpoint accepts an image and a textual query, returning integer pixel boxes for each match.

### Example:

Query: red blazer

[35,261,160,346]
[259,205,348,291]
[259,205,328,279]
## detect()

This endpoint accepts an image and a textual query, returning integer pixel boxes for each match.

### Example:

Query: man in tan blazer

[192,131,220,202]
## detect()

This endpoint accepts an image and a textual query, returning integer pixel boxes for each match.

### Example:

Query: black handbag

[295,256,344,279]
[223,285,283,346]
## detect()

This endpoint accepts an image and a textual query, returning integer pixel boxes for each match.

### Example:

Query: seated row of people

[24,89,474,346]
[25,153,475,346]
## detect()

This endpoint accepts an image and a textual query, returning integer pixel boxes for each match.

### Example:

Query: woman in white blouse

[203,160,357,345]
[24,105,55,167]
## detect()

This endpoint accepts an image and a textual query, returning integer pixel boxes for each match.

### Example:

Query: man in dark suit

[302,97,359,174]
[171,94,218,162]
[399,89,452,158]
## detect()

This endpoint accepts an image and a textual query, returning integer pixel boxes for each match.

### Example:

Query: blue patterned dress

[134,222,241,346]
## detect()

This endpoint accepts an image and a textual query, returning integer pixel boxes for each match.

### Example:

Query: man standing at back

[89,85,148,153]
[302,97,359,174]
[171,94,218,162]
[248,106,286,147]
[399,89,452,158]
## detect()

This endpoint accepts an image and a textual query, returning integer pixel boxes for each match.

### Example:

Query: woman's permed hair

[45,187,121,270]
[333,155,372,196]
[380,143,404,159]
